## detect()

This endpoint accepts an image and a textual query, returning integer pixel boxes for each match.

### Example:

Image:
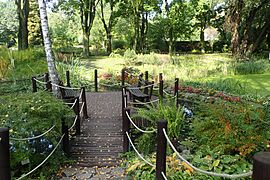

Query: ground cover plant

[123,86,270,179]
[0,91,73,178]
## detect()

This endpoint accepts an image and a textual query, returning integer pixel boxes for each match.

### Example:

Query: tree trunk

[17,0,29,50]
[38,0,60,97]
[83,31,90,56]
[229,0,243,55]
[106,32,112,54]
[249,20,270,54]
[200,20,205,53]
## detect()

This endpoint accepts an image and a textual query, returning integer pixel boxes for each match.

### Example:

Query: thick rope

[126,112,156,133]
[99,82,121,87]
[51,83,81,90]
[70,98,78,109]
[69,116,78,131]
[10,125,55,141]
[80,102,85,115]
[162,129,253,179]
[161,172,168,180]
[126,132,155,167]
[16,134,64,180]
[79,89,83,100]
[128,99,159,105]
[33,78,47,85]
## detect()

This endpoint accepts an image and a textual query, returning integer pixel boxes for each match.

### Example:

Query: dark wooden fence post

[94,69,98,92]
[156,120,167,180]
[32,77,37,92]
[253,152,270,180]
[123,108,131,152]
[121,87,127,117]
[121,69,125,87]
[81,87,88,119]
[66,70,71,87]
[61,119,70,156]
[45,73,51,91]
[144,71,149,95]
[159,80,164,101]
[0,128,11,180]
[174,78,179,107]
[159,73,163,81]
[74,97,81,135]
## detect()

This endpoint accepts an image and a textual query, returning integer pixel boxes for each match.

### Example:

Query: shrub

[192,100,270,157]
[0,92,73,177]
[233,60,269,75]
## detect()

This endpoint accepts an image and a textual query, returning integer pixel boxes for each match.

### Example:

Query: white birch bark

[38,0,61,97]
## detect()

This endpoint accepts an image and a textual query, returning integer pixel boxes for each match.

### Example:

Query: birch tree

[38,0,61,97]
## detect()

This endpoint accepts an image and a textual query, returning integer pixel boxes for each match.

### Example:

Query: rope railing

[70,98,77,109]
[99,82,121,87]
[16,134,65,180]
[128,99,159,106]
[33,78,47,85]
[125,132,155,167]
[126,112,156,133]
[80,102,85,115]
[161,172,168,180]
[50,83,81,90]
[69,115,78,131]
[162,128,253,179]
[10,125,56,141]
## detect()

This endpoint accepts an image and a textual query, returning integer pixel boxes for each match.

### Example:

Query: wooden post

[32,77,37,92]
[66,70,71,87]
[121,69,125,87]
[144,71,149,95]
[45,73,51,91]
[81,87,88,119]
[159,80,164,101]
[253,152,270,180]
[61,119,70,156]
[174,78,179,96]
[145,71,149,81]
[156,120,167,180]
[0,128,11,180]
[123,108,131,152]
[74,97,81,135]
[159,73,163,81]
[174,78,179,107]
[94,69,98,92]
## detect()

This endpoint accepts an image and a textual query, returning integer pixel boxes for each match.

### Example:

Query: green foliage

[0,80,31,95]
[192,100,270,157]
[134,100,184,138]
[0,92,73,177]
[0,48,47,80]
[203,78,248,95]
[233,60,270,75]
[28,0,42,46]
[49,11,81,47]
[0,0,18,44]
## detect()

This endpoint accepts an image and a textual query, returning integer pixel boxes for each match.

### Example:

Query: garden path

[58,91,126,179]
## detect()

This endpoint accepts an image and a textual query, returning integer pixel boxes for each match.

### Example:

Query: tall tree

[0,0,18,44]
[15,0,29,50]
[28,0,42,46]
[99,0,117,54]
[38,0,60,97]
[227,0,270,57]
[79,0,99,56]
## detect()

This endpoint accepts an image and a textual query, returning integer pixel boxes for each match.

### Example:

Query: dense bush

[0,92,73,177]
[0,47,47,80]
[233,60,270,75]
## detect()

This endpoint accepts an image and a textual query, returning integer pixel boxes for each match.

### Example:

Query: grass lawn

[233,73,270,96]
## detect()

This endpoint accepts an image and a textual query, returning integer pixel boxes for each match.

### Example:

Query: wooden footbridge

[71,91,123,167]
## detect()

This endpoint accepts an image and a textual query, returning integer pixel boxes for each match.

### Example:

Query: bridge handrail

[16,134,65,180]
[10,125,55,141]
